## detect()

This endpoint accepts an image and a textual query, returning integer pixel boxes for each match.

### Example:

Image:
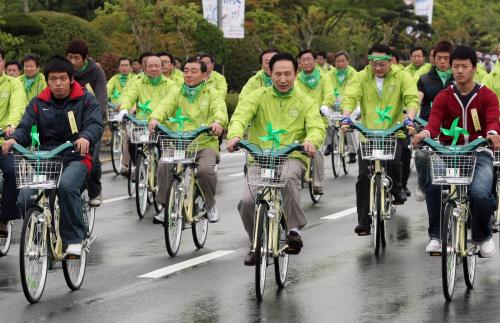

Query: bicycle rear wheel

[308,164,322,203]
[274,216,289,288]
[339,131,349,175]
[135,155,148,219]
[255,203,269,302]
[331,127,341,177]
[81,189,95,236]
[442,201,458,301]
[164,178,183,257]
[463,218,476,289]
[111,128,123,175]
[192,185,208,249]
[127,164,135,197]
[62,248,87,291]
[150,150,163,213]
[0,221,12,257]
[373,175,384,255]
[20,207,48,303]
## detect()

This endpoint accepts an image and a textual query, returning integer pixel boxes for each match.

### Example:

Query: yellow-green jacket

[19,73,46,102]
[227,86,326,165]
[119,74,178,120]
[107,73,134,103]
[294,68,334,108]
[168,68,184,86]
[0,74,28,128]
[206,71,228,99]
[239,70,272,101]
[342,65,419,130]
[485,69,500,104]
[405,63,431,77]
[151,84,228,152]
[474,64,489,84]
[328,65,358,100]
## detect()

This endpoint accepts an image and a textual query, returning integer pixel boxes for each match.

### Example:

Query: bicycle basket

[430,152,476,185]
[158,135,199,164]
[358,132,398,161]
[494,150,500,166]
[14,155,63,189]
[330,103,343,121]
[107,109,120,123]
[246,153,290,188]
[126,121,155,144]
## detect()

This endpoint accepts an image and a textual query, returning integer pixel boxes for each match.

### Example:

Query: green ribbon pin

[31,125,40,147]
[375,106,393,124]
[259,122,288,149]
[111,89,121,101]
[137,100,152,118]
[441,117,469,146]
[168,107,192,132]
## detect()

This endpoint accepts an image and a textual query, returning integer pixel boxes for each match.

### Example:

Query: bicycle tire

[255,203,269,302]
[274,215,289,288]
[331,127,341,178]
[308,163,322,203]
[62,248,87,291]
[135,154,148,219]
[20,207,48,303]
[111,128,123,175]
[373,175,383,255]
[0,221,12,257]
[81,189,95,237]
[127,164,135,197]
[463,217,476,289]
[340,132,349,175]
[192,185,208,249]
[442,201,457,301]
[164,178,183,257]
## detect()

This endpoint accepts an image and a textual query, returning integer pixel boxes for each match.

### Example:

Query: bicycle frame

[172,162,206,224]
[443,185,472,258]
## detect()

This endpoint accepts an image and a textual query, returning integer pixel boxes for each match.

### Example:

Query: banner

[413,0,434,24]
[202,0,245,39]
[202,0,218,25]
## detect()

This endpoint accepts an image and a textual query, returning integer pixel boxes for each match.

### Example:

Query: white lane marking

[102,195,130,204]
[138,250,235,279]
[229,172,245,177]
[321,207,357,220]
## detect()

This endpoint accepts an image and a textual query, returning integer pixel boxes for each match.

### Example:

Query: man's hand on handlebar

[340,114,352,132]
[210,122,223,137]
[412,131,428,149]
[75,137,90,156]
[148,118,159,133]
[4,126,14,137]
[2,138,16,155]
[302,141,316,157]
[226,137,241,153]
[487,134,500,150]
[403,117,416,136]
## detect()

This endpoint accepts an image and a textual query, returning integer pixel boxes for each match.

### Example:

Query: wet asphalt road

[2,150,500,323]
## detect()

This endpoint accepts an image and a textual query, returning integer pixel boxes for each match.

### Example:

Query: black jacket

[12,82,104,167]
[74,59,108,117]
[417,66,455,121]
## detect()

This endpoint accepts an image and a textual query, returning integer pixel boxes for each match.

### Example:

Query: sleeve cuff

[487,130,498,135]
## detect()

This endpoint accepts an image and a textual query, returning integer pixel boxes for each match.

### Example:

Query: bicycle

[0,130,14,257]
[421,136,487,301]
[125,115,163,218]
[15,142,95,303]
[156,124,212,257]
[328,103,349,178]
[237,140,304,302]
[493,150,500,237]
[352,122,405,255]
[304,157,321,204]
[107,103,124,176]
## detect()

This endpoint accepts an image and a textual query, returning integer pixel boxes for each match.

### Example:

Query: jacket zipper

[451,85,479,144]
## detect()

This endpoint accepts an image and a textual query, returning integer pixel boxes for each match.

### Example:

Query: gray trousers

[238,158,307,243]
[156,149,219,207]
[325,125,358,154]
[312,151,324,188]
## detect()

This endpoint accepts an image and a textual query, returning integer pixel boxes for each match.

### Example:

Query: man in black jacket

[66,40,107,206]
[3,55,103,256]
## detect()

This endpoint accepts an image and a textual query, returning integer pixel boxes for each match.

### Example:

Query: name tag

[67,111,78,134]
[471,108,481,131]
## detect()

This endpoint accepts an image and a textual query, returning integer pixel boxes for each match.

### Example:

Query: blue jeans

[425,151,494,242]
[0,153,20,222]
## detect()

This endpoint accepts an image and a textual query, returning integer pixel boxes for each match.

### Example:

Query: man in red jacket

[414,46,500,257]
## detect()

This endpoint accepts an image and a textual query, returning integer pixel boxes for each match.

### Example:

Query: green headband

[368,55,392,61]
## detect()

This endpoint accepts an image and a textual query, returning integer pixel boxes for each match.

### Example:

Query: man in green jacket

[342,44,419,236]
[20,54,46,101]
[405,47,432,78]
[226,53,325,265]
[0,48,29,236]
[239,49,279,100]
[485,66,500,103]
[199,54,228,99]
[107,57,134,104]
[295,49,333,195]
[158,51,183,86]
[149,57,228,223]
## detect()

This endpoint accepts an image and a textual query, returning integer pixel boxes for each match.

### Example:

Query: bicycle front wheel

[20,207,48,303]
[0,221,12,257]
[373,175,384,255]
[331,127,341,177]
[127,164,135,197]
[463,217,476,289]
[255,203,269,302]
[442,201,458,301]
[62,248,87,291]
[308,164,322,203]
[135,155,148,219]
[339,131,349,175]
[164,178,183,257]
[111,128,123,175]
[274,216,289,288]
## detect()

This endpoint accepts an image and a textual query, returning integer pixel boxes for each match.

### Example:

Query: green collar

[181,81,206,104]
[78,60,89,73]
[119,73,129,87]
[298,68,321,89]
[436,68,452,86]
[148,75,163,86]
[261,71,273,87]
[272,86,294,97]
[335,68,348,87]
[24,73,40,92]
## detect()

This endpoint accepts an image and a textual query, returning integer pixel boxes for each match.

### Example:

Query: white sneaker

[207,206,219,223]
[425,239,441,253]
[479,238,496,258]
[415,187,426,202]
[153,213,164,224]
[66,243,82,256]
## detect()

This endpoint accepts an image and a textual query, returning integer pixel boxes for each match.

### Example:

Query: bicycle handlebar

[351,122,407,137]
[123,114,148,125]
[236,140,305,158]
[155,124,211,140]
[421,137,488,154]
[13,142,74,160]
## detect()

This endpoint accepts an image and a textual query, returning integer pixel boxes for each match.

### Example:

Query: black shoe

[324,144,333,156]
[354,224,371,236]
[392,189,407,205]
[348,153,357,163]
[403,186,411,197]
[244,251,256,266]
[286,231,303,254]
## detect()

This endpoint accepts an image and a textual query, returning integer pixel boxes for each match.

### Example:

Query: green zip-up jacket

[19,73,46,101]
[328,65,358,100]
[474,64,489,84]
[119,74,178,120]
[206,71,228,99]
[227,86,326,165]
[485,69,500,104]
[239,70,272,101]
[167,68,184,86]
[107,73,134,103]
[150,84,228,152]
[342,65,419,130]
[0,73,28,128]
[405,62,431,77]
[294,68,334,108]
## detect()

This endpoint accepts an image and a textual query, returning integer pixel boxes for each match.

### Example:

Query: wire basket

[358,132,398,160]
[494,150,500,166]
[329,102,343,121]
[107,109,121,123]
[126,121,155,144]
[14,155,63,189]
[246,153,290,188]
[430,152,476,185]
[158,135,199,164]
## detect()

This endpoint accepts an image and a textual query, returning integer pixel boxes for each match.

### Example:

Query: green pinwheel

[259,122,288,149]
[111,89,121,101]
[441,117,469,146]
[168,107,192,132]
[137,100,152,115]
[31,125,40,147]
[375,106,393,124]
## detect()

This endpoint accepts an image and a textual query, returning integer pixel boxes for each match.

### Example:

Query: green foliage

[0,13,44,36]
[225,92,240,120]
[224,39,261,92]
[194,20,227,64]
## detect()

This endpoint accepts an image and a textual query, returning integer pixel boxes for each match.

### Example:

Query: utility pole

[217,0,222,31]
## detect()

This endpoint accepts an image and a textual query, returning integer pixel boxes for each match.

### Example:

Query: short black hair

[0,48,5,60]
[410,46,426,56]
[259,48,279,64]
[66,40,89,58]
[132,58,140,63]
[184,57,207,73]
[368,44,392,56]
[433,41,453,57]
[450,46,477,67]
[334,51,350,61]
[269,52,298,72]
[6,60,22,71]
[198,53,215,64]
[139,52,154,64]
[316,51,327,58]
[22,54,41,67]
[391,49,402,63]
[297,49,316,60]
[156,51,174,64]
[43,55,75,80]
[118,57,132,65]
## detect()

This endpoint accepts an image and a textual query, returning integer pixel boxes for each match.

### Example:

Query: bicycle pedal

[284,245,300,255]
[65,254,81,260]
[429,251,441,256]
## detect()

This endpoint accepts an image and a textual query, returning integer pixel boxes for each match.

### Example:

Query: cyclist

[132,58,142,75]
[157,52,183,86]
[316,51,332,72]
[405,47,432,78]
[148,57,228,223]
[226,53,325,265]
[198,54,228,99]
[5,60,22,78]
[342,44,419,236]
[2,55,103,256]
[107,57,134,104]
[295,49,333,195]
[20,54,47,101]
[413,46,500,257]
[485,57,500,101]
[239,49,279,100]
[0,48,28,237]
